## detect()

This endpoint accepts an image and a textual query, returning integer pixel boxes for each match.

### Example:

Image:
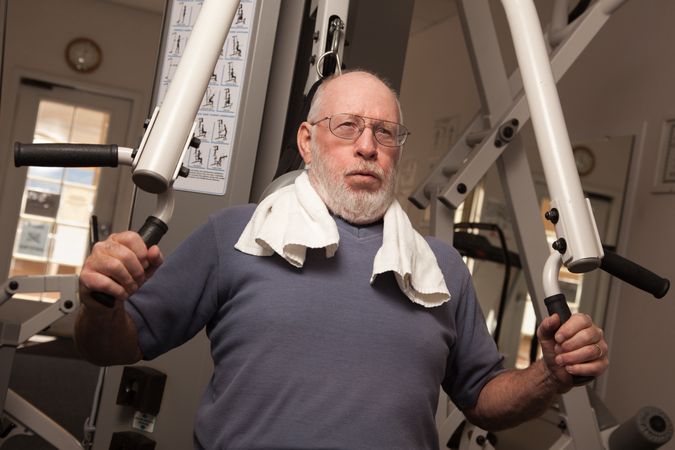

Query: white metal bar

[420,0,619,212]
[5,389,82,450]
[117,147,135,166]
[133,0,240,193]
[549,0,577,47]
[544,252,564,298]
[599,0,629,15]
[429,196,456,245]
[153,189,176,224]
[500,0,603,273]
[562,386,604,449]
[496,140,551,321]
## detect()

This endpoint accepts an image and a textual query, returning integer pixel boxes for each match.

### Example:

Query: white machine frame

[1,0,242,447]
[1,0,670,448]
[0,275,85,449]
[414,0,669,449]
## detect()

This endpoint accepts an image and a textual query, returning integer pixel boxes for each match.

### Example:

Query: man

[76,70,608,449]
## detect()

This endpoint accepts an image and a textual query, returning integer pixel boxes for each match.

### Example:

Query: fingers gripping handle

[90,217,168,308]
[601,250,670,299]
[544,294,595,386]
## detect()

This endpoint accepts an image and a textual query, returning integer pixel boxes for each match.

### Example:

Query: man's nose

[354,127,378,160]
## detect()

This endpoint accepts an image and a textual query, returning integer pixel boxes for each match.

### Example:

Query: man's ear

[297,122,313,165]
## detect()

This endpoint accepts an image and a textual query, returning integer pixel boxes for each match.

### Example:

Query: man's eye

[376,126,395,137]
[337,121,358,130]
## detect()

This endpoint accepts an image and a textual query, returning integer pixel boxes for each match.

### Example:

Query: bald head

[307,70,403,124]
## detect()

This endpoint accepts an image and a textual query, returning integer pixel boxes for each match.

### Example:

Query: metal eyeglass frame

[310,113,410,147]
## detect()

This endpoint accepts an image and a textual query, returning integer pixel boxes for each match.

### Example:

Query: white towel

[235,171,450,307]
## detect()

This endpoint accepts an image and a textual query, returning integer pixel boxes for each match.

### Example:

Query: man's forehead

[321,73,399,120]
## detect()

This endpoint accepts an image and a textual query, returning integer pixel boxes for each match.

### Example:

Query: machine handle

[544,293,595,386]
[14,143,119,168]
[137,216,169,248]
[601,250,670,299]
[91,217,168,308]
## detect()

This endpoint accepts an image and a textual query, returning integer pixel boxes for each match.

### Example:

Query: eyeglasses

[310,113,410,147]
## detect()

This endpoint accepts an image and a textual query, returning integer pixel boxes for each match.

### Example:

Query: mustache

[344,163,386,180]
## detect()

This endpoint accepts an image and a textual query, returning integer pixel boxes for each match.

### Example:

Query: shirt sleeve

[125,219,221,360]
[443,273,505,409]
[429,239,505,410]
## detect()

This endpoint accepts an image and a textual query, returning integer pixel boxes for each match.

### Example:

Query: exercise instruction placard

[157,0,256,195]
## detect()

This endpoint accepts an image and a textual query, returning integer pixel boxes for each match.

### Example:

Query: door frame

[0,68,146,280]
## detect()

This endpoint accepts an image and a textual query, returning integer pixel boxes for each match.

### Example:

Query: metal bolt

[457,183,467,194]
[64,300,74,309]
[476,435,486,446]
[552,238,567,254]
[9,281,18,291]
[545,208,559,224]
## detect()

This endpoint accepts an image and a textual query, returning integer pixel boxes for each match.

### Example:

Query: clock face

[573,146,595,176]
[65,38,102,73]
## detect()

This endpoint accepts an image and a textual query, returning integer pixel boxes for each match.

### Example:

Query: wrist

[80,291,124,316]
[538,358,573,395]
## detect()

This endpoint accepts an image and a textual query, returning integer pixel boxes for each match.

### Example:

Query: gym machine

[416,0,672,449]
[0,0,243,447]
[1,0,672,448]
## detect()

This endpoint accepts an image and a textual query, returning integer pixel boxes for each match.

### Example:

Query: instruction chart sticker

[157,0,256,195]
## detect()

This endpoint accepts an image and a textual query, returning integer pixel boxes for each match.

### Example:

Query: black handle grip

[137,216,169,248]
[90,216,168,308]
[544,293,595,386]
[90,291,116,308]
[14,142,119,167]
[601,250,670,299]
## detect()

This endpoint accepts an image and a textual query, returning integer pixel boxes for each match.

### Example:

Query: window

[9,100,110,301]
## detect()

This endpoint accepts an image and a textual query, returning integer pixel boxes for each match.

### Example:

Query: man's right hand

[79,231,164,306]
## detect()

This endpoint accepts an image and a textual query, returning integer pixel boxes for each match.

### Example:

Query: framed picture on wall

[653,119,675,194]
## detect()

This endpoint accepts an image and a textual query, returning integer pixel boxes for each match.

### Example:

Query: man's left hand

[537,313,609,392]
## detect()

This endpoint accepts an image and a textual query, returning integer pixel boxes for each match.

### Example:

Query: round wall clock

[65,37,102,73]
[572,146,595,176]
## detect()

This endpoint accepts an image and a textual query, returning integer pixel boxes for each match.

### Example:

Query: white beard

[308,139,398,225]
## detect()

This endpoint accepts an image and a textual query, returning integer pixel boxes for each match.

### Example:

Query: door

[0,80,133,309]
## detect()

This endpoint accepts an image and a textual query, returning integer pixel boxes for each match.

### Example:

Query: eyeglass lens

[329,113,407,146]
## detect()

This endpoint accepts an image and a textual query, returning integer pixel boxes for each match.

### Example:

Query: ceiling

[99,0,164,13]
[409,0,458,36]
[99,0,457,36]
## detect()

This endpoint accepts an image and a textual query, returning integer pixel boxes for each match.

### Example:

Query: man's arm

[463,313,608,431]
[75,297,143,366]
[74,231,163,366]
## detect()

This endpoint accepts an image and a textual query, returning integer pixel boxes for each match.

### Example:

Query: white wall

[397,11,480,235]
[558,3,675,444]
[0,0,163,183]
[399,0,675,447]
